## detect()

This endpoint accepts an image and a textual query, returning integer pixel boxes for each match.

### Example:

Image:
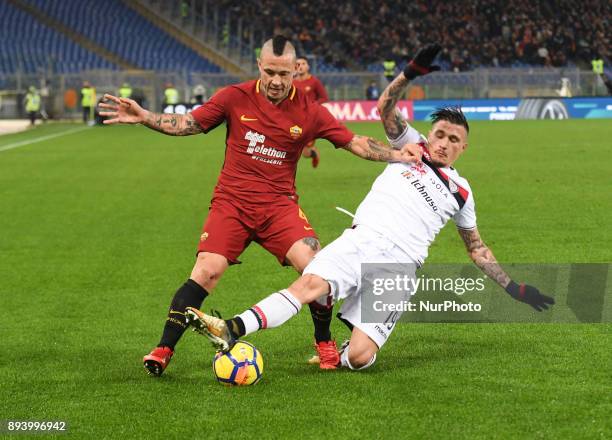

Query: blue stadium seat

[0,1,115,74]
[23,0,221,73]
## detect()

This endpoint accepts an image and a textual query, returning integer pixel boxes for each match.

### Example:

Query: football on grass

[212,341,263,386]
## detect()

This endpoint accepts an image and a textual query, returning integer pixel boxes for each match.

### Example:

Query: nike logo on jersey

[240,115,258,122]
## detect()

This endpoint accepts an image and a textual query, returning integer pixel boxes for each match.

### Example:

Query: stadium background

[1,0,611,120]
[1,1,610,438]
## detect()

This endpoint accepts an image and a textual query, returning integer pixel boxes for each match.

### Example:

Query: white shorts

[303,225,417,348]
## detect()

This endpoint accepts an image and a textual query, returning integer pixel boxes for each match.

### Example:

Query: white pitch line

[0,126,91,153]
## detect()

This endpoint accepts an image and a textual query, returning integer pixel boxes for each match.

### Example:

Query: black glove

[403,44,442,80]
[505,281,555,312]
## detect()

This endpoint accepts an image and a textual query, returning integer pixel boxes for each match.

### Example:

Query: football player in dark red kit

[294,56,329,168]
[294,56,328,104]
[99,36,421,375]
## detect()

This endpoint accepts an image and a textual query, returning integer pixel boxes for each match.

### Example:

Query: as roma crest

[289,125,303,139]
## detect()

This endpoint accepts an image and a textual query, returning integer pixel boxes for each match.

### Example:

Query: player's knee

[191,254,227,291]
[288,274,329,304]
[343,335,378,370]
[348,347,377,370]
[191,268,220,291]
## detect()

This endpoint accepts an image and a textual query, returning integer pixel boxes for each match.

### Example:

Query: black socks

[158,279,208,350]
[157,282,334,347]
[225,317,246,339]
[308,302,333,343]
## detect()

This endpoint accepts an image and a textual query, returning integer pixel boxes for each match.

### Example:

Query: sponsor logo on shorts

[374,325,388,339]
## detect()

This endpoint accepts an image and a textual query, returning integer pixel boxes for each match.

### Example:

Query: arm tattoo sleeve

[143,112,203,136]
[378,74,410,140]
[457,227,511,288]
[342,135,395,162]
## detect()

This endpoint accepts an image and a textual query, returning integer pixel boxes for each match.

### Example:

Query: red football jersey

[293,75,329,104]
[191,79,353,202]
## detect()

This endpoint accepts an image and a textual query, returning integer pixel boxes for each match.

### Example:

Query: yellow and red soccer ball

[212,341,264,386]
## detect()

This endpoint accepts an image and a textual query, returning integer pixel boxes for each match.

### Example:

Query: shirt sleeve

[190,86,232,133]
[314,104,354,148]
[453,191,477,230]
[387,124,423,150]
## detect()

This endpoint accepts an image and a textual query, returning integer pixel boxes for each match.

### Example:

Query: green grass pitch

[0,120,610,439]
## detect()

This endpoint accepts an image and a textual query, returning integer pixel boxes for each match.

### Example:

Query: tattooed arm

[142,111,203,136]
[99,94,203,136]
[457,226,556,310]
[457,227,511,288]
[377,44,442,141]
[341,135,421,163]
[377,73,411,140]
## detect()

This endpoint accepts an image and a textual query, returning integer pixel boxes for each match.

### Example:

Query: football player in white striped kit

[185,44,554,371]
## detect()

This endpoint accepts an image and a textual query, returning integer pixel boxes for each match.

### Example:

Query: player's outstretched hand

[98,94,147,125]
[505,281,555,312]
[403,44,442,80]
[397,143,423,164]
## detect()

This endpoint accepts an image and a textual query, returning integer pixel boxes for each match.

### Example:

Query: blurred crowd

[223,0,610,70]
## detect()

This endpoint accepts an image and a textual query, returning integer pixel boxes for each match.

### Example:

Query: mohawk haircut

[430,107,469,133]
[272,35,290,56]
